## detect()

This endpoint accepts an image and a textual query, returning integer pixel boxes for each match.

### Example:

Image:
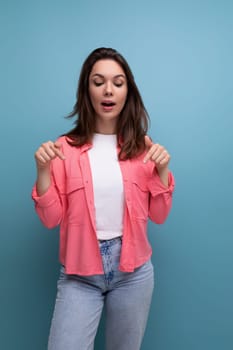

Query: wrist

[36,164,50,174]
[157,166,169,176]
[156,166,169,187]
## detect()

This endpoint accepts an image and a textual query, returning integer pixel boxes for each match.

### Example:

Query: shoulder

[55,136,81,155]
[56,135,72,147]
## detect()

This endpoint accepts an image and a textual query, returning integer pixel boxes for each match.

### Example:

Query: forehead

[90,59,125,77]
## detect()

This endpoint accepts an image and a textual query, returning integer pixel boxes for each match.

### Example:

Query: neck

[95,120,117,135]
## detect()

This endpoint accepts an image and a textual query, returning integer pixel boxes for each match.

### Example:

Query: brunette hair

[64,47,150,160]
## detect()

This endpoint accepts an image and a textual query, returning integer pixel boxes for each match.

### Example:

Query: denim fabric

[48,237,154,350]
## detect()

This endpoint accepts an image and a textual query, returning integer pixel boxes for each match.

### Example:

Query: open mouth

[101,102,116,107]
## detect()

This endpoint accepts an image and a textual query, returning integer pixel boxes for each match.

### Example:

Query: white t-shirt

[88,133,124,240]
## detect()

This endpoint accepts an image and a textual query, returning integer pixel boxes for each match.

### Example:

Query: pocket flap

[66,177,84,194]
[57,177,84,194]
[132,176,148,192]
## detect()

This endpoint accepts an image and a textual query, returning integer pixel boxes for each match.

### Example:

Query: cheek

[89,89,99,107]
[119,89,127,105]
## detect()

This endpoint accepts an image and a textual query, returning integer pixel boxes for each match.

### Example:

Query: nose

[104,81,113,96]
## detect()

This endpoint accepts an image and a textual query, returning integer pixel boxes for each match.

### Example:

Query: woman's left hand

[143,135,170,170]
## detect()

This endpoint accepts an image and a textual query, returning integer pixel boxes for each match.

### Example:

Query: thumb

[53,142,65,160]
[144,135,153,148]
[54,142,62,149]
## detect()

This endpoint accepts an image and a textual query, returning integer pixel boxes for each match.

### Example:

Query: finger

[35,154,47,164]
[143,144,160,163]
[35,151,50,165]
[158,154,170,166]
[38,149,53,162]
[144,135,153,149]
[41,141,65,160]
[43,147,56,159]
[54,142,62,149]
[151,148,164,162]
[154,154,166,164]
[151,148,166,163]
[53,142,65,160]
[40,143,57,160]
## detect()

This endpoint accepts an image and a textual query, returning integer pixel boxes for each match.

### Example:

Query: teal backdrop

[1,0,233,349]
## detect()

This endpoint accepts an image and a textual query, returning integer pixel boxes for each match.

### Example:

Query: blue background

[1,0,233,349]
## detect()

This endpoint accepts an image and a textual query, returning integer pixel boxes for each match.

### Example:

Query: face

[88,59,128,134]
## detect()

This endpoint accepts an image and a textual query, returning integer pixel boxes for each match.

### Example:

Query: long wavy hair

[64,47,150,160]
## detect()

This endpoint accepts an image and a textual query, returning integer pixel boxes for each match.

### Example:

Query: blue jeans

[48,237,154,350]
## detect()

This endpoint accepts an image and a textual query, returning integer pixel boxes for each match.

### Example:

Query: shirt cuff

[149,170,175,197]
[31,184,58,207]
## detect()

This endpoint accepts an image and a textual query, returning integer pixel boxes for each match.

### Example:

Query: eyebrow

[91,73,126,79]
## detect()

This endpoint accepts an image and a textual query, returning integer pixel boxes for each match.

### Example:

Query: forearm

[32,174,63,228]
[34,140,65,196]
[36,166,51,196]
[148,170,175,223]
[157,166,169,187]
[149,192,172,224]
[34,197,63,228]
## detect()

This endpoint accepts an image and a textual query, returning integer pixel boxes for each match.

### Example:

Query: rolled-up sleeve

[148,169,175,224]
[31,181,63,229]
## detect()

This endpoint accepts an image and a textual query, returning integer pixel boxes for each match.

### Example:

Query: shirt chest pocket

[60,177,87,225]
[131,177,149,221]
[66,177,85,194]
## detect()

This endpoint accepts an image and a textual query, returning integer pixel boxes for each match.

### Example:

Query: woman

[32,47,175,350]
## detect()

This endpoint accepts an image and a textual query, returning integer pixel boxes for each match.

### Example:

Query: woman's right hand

[34,141,65,196]
[34,141,65,170]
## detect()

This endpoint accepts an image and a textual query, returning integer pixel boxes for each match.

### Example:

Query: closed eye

[94,81,103,86]
[114,83,123,87]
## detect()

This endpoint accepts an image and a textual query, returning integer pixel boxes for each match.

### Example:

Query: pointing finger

[52,142,65,160]
[143,143,160,163]
[144,135,153,149]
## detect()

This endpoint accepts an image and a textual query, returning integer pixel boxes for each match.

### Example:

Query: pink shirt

[32,136,175,275]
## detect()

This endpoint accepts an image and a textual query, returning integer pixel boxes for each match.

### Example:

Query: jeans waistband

[98,236,122,245]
